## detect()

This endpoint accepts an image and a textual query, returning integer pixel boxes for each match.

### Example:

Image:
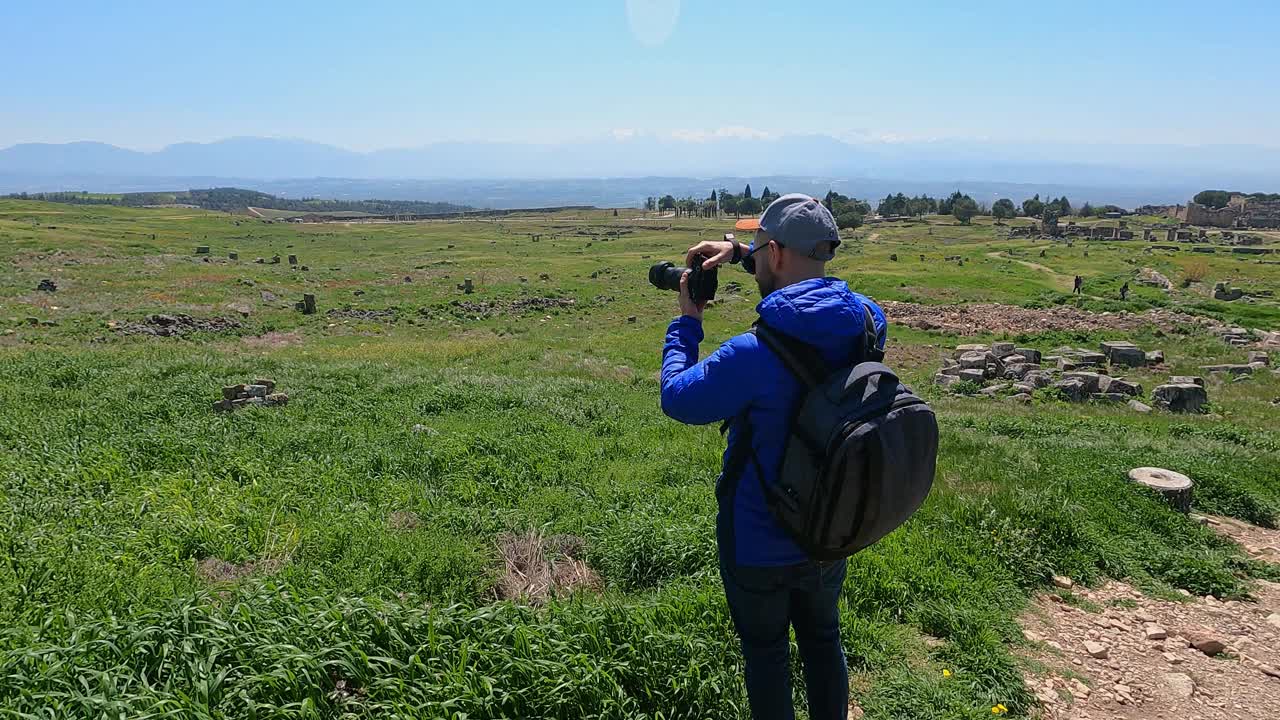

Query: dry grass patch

[494,531,602,604]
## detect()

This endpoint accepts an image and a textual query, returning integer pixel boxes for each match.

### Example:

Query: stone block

[1106,379,1142,397]
[1053,378,1089,402]
[958,369,985,383]
[1152,383,1208,413]
[1062,372,1103,394]
[991,341,1016,356]
[1014,348,1042,364]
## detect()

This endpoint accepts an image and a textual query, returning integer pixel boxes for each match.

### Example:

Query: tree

[760,186,779,205]
[720,192,740,217]
[1078,202,1094,217]
[1022,194,1044,218]
[709,189,717,202]
[1193,190,1233,209]
[951,195,979,224]
[992,198,1016,221]
[1045,196,1072,217]
[738,196,762,217]
[743,184,753,200]
[835,210,863,230]
[659,195,677,212]
[907,195,938,216]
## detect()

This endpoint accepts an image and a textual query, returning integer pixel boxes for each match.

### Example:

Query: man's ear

[770,241,786,272]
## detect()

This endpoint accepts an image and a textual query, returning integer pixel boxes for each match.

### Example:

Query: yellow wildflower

[991,703,1008,715]
[942,669,952,678]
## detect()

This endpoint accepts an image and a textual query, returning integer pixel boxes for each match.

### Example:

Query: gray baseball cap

[735,193,841,260]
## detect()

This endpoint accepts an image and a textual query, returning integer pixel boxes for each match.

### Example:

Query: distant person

[1074,275,1083,295]
[660,194,887,719]
[1120,282,1129,301]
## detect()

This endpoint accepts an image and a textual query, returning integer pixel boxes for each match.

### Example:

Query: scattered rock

[1201,363,1255,376]
[1137,267,1173,290]
[1053,377,1090,402]
[1128,399,1153,413]
[1184,631,1227,656]
[36,278,57,292]
[214,382,289,412]
[113,313,242,337]
[1144,623,1168,640]
[1105,378,1142,396]
[1151,383,1208,413]
[1084,641,1110,659]
[1101,341,1146,367]
[1161,672,1195,698]
[1053,575,1075,589]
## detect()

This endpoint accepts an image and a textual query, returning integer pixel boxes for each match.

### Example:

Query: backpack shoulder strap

[752,322,830,389]
[862,303,885,363]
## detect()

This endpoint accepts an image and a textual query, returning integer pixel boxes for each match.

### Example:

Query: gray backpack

[727,306,938,560]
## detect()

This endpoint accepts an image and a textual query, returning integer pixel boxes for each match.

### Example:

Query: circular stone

[1128,467,1192,491]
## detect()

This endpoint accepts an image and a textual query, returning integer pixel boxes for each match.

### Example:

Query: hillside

[3,187,472,216]
[0,200,1278,718]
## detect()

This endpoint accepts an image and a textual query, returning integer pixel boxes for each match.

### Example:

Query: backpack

[725,304,938,561]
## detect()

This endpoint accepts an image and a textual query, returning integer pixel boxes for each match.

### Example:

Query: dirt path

[1018,516,1280,719]
[985,248,1076,290]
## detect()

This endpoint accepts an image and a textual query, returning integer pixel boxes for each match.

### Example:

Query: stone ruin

[214,378,289,412]
[1201,350,1271,380]
[932,339,1207,412]
[1213,282,1244,301]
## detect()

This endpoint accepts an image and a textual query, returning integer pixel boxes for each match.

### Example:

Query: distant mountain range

[1,135,1277,208]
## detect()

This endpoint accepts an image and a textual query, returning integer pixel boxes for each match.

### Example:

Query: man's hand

[684,238,740,271]
[678,270,707,321]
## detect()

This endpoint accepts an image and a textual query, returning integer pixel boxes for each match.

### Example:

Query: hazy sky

[3,0,1277,151]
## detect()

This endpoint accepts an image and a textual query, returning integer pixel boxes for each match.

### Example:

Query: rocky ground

[1019,517,1280,720]
[881,301,1225,336]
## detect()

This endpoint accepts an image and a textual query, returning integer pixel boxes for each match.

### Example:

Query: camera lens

[648,261,684,292]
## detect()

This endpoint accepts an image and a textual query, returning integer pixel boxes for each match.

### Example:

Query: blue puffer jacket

[660,277,887,567]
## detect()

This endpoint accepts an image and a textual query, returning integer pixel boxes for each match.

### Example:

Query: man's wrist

[729,241,743,264]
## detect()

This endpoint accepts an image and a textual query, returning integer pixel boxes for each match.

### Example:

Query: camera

[649,256,718,304]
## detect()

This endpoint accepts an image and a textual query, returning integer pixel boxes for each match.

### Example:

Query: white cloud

[668,126,773,142]
[611,128,638,141]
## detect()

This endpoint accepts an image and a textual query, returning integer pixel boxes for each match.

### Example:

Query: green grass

[1,201,1278,717]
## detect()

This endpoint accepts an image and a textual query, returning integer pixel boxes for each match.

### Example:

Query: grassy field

[1,201,1278,718]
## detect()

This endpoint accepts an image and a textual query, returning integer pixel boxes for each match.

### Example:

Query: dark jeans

[719,557,849,720]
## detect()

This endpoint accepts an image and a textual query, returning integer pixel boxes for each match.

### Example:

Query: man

[660,194,886,719]
[1119,281,1129,301]
[1074,275,1083,295]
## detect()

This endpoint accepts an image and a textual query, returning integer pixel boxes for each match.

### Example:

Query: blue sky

[3,0,1277,151]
